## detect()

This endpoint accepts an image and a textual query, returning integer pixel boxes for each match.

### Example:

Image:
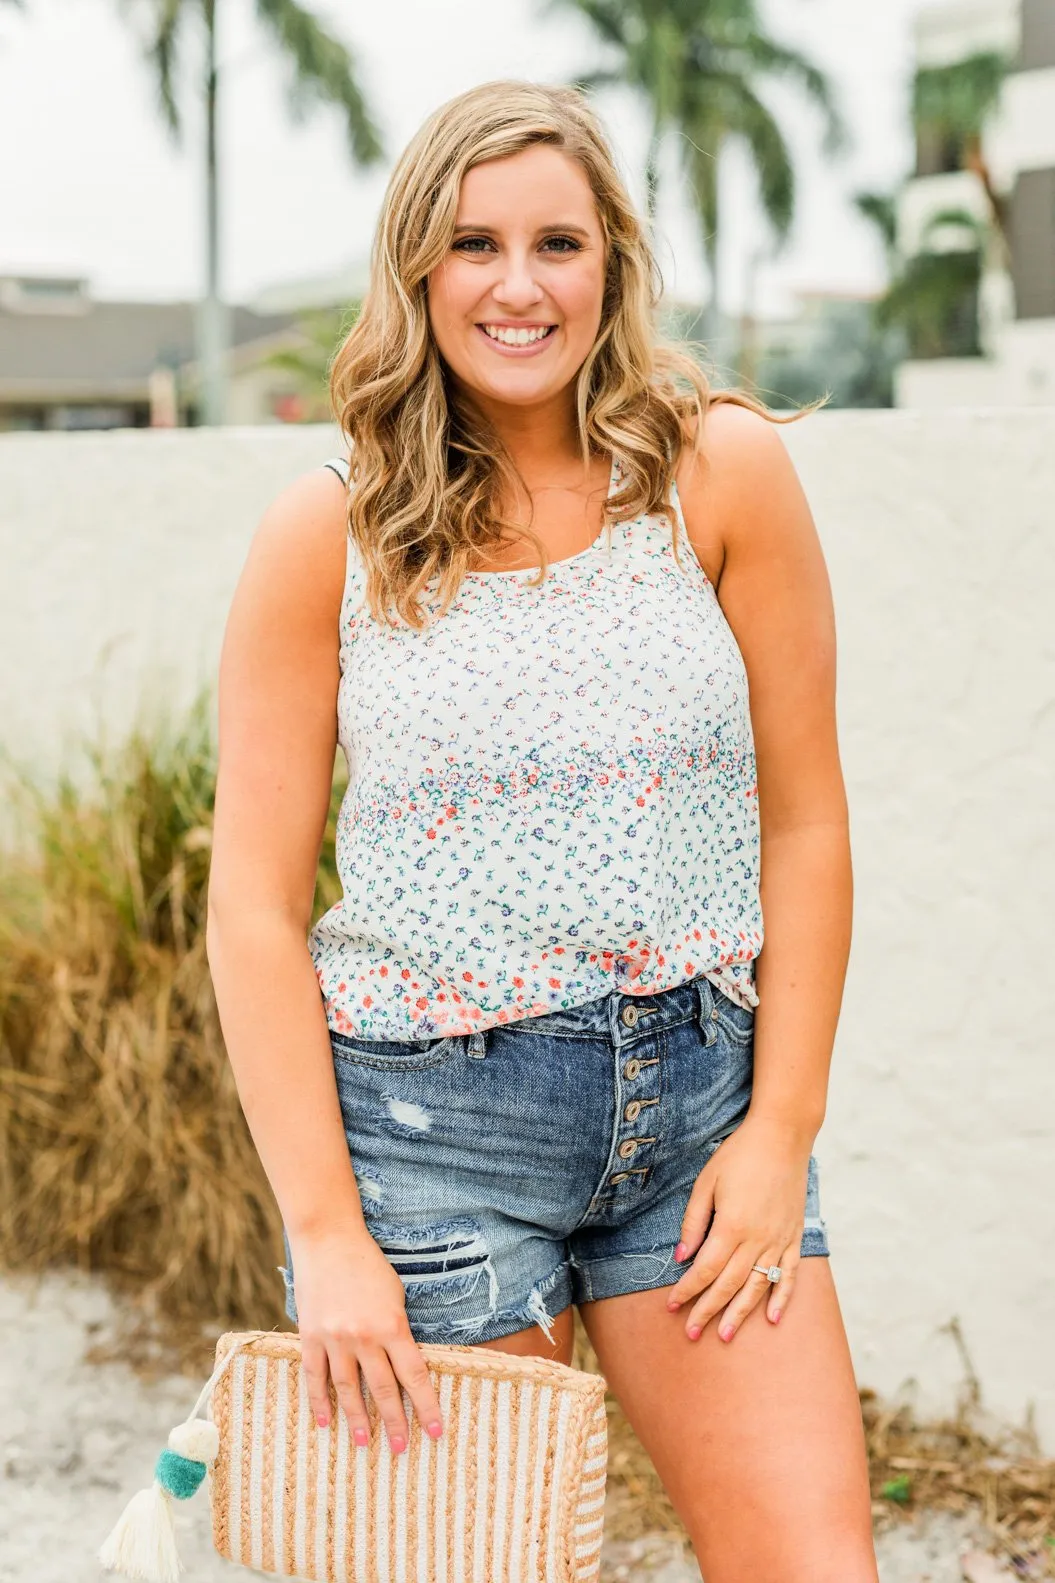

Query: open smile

[475,324,558,357]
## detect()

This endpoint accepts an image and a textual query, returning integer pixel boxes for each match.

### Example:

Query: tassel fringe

[97,1480,182,1583]
[98,1335,249,1581]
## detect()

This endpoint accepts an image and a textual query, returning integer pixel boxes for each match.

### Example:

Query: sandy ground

[0,1267,1003,1583]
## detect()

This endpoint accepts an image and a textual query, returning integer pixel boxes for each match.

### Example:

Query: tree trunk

[197,0,229,425]
[701,139,723,356]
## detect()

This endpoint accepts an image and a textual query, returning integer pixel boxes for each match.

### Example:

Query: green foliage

[548,0,848,333]
[123,0,385,162]
[754,300,901,410]
[263,301,361,421]
[880,1474,913,1505]
[912,50,1012,148]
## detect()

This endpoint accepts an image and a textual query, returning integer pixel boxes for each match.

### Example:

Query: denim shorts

[279,971,829,1346]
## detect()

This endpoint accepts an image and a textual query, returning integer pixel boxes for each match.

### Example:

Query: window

[1019,0,1055,70]
[1010,168,1055,319]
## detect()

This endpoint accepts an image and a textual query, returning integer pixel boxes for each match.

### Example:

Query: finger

[387,1337,444,1440]
[765,1245,800,1325]
[675,1172,716,1263]
[684,1258,752,1338]
[358,1344,411,1454]
[326,1343,371,1447]
[666,1227,739,1308]
[300,1336,334,1428]
[715,1250,787,1342]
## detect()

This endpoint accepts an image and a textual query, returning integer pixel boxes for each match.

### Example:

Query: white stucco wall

[1,413,1053,1449]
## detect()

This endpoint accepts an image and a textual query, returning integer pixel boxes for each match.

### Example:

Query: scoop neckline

[462,452,620,579]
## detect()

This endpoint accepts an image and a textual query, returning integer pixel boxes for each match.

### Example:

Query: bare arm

[206,467,364,1240]
[676,400,852,1143]
[666,400,852,1339]
[205,466,443,1449]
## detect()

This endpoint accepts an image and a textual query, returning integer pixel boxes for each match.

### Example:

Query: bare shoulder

[239,464,350,623]
[674,398,814,595]
[210,464,351,924]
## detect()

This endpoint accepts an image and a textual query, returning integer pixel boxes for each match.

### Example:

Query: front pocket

[329,1030,464,1070]
[711,989,755,1046]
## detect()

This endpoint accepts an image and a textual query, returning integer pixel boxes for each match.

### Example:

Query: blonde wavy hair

[329,78,823,630]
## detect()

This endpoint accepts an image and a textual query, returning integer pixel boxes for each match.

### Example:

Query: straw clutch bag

[100,1328,609,1583]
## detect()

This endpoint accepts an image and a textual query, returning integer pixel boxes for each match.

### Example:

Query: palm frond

[741,33,850,158]
[542,0,630,50]
[150,0,185,137]
[690,72,795,243]
[854,191,899,255]
[116,0,186,138]
[918,205,987,250]
[912,50,1011,143]
[254,0,384,165]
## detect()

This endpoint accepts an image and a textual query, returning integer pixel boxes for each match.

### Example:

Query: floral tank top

[307,452,763,1041]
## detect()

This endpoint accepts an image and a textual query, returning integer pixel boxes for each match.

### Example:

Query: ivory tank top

[307,452,763,1041]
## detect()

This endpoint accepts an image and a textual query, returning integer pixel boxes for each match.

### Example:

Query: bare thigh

[469,1304,576,1363]
[579,1258,879,1583]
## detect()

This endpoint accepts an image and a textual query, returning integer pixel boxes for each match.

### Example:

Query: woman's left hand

[665,1112,814,1342]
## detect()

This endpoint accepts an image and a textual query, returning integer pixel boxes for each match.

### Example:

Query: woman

[206,79,878,1582]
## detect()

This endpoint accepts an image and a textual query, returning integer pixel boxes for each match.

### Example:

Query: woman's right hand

[287,1224,444,1453]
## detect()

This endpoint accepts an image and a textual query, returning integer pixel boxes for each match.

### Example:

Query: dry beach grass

[1,700,1051,1576]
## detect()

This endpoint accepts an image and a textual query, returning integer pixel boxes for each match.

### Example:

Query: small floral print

[310,454,763,1040]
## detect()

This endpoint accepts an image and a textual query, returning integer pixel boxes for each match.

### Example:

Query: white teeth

[481,324,554,346]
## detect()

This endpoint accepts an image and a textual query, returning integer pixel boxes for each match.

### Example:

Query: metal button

[617,1139,638,1159]
[710,1006,720,1021]
[623,1058,641,1080]
[621,1005,639,1028]
[624,1100,642,1122]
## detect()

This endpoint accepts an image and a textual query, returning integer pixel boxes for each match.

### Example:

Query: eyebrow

[451,222,592,237]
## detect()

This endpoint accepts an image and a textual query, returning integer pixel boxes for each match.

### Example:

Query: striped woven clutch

[209,1330,608,1583]
[99,1329,608,1583]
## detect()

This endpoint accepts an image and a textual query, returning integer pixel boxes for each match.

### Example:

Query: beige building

[0,273,317,430]
[896,0,1055,405]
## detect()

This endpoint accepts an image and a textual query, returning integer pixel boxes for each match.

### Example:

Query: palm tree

[854,47,1013,364]
[119,0,385,424]
[546,0,849,348]
[858,197,986,359]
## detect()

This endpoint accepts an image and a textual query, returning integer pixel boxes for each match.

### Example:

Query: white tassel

[98,1334,250,1581]
[97,1479,182,1582]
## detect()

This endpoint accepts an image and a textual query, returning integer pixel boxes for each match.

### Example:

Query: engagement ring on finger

[751,1264,782,1282]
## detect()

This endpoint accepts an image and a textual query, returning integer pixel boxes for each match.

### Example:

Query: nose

[490,250,545,310]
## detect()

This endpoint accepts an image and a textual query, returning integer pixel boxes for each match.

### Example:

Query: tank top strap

[613,453,712,596]
[322,455,350,486]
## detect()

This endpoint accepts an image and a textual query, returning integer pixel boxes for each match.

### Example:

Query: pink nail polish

[673,1242,688,1262]
[390,1434,406,1455]
[316,1413,329,1428]
[666,1296,681,1311]
[353,1427,369,1447]
[687,1324,701,1340]
[719,1325,733,1342]
[427,1421,444,1439]
[771,1309,781,1324]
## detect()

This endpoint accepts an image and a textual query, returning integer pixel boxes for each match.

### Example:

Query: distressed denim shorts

[279,971,830,1347]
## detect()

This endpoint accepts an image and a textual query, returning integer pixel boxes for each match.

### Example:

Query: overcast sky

[0,0,926,321]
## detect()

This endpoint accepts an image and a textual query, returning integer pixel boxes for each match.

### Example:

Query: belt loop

[467,1029,488,1060]
[695,975,718,1044]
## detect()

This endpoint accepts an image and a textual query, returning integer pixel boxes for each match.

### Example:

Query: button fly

[623,1058,641,1080]
[618,1139,638,1159]
[621,1005,639,1028]
[624,1100,642,1122]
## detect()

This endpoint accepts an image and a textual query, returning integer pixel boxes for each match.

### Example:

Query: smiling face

[426,144,608,422]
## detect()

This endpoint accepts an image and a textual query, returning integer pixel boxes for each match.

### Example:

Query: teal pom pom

[154,1447,207,1499]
